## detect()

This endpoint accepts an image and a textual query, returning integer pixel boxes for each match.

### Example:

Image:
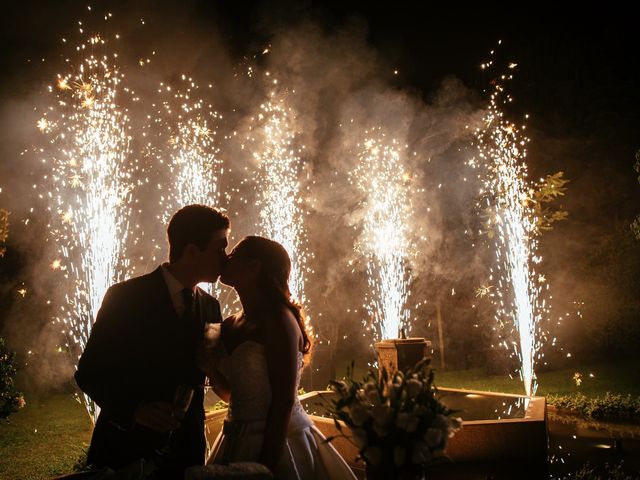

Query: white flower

[396,412,419,432]
[362,446,383,467]
[372,404,393,427]
[351,427,368,449]
[432,414,450,446]
[424,427,442,448]
[391,380,402,395]
[366,388,380,405]
[413,405,428,416]
[449,416,463,434]
[394,446,406,466]
[411,441,432,464]
[349,404,370,427]
[433,414,449,431]
[333,380,349,399]
[373,421,388,437]
[406,378,422,399]
[364,383,380,405]
[364,381,378,394]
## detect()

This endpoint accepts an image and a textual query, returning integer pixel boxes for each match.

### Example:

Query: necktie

[181,288,195,321]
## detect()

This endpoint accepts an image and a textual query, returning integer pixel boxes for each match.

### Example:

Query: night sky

[2,1,638,215]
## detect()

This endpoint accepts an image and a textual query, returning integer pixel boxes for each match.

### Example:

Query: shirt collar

[161,263,194,295]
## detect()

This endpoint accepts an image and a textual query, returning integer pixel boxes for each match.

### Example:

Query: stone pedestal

[375,337,431,374]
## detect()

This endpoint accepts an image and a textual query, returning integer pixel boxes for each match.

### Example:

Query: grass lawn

[0,393,92,480]
[1,361,638,479]
[337,360,640,397]
[435,361,640,396]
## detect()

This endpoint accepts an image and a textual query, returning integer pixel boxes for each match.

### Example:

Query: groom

[75,204,229,478]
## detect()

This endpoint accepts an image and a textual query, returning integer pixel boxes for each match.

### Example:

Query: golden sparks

[41,31,137,424]
[473,54,552,396]
[37,118,49,132]
[350,129,417,341]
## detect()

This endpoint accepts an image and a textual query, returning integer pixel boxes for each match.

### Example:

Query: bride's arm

[207,362,231,403]
[259,309,299,471]
[199,318,233,402]
[197,341,231,402]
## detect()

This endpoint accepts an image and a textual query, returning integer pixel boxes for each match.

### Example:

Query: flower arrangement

[326,359,462,480]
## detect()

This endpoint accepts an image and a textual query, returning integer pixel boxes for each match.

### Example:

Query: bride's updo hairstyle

[236,236,312,355]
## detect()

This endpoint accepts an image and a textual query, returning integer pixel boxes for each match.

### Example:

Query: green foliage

[0,208,8,257]
[548,393,640,422]
[325,360,462,477]
[211,399,228,411]
[71,448,90,472]
[632,150,640,240]
[480,171,569,239]
[0,337,24,420]
[433,360,640,399]
[558,461,640,480]
[530,171,569,232]
[578,222,640,356]
[632,216,640,240]
[0,394,92,479]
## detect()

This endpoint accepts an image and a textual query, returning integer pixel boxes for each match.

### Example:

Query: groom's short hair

[167,204,229,262]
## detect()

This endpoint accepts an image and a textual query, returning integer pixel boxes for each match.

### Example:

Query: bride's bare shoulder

[264,306,300,346]
[268,305,297,325]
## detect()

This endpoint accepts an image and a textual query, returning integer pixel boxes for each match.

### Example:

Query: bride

[201,236,357,479]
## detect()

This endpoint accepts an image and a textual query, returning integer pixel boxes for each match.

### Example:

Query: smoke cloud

[1,1,637,393]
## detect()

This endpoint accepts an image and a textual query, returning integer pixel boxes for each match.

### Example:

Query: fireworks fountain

[351,129,416,342]
[152,76,224,223]
[251,92,309,306]
[473,65,545,397]
[39,33,136,422]
[150,76,224,293]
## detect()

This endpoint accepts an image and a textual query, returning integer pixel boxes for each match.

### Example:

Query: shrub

[557,461,640,480]
[548,392,640,422]
[0,336,25,420]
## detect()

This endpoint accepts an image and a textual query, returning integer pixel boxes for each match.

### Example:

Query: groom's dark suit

[75,266,222,475]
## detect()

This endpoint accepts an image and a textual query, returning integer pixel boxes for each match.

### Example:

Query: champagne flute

[156,385,195,459]
[172,384,194,421]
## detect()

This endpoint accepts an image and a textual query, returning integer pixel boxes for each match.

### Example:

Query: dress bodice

[216,340,308,427]
[207,341,358,480]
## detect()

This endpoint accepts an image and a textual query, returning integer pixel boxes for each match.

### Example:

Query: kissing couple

[74,205,356,480]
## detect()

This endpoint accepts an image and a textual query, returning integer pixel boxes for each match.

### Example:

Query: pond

[547,408,640,478]
[300,387,531,421]
[206,389,640,478]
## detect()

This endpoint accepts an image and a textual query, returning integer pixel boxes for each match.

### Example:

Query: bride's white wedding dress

[208,340,357,480]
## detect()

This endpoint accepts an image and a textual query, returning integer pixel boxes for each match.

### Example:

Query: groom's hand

[133,401,180,432]
[196,344,223,374]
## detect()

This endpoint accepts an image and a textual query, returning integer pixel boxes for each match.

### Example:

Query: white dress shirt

[161,263,195,317]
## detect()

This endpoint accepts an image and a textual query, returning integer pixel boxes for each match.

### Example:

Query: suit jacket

[75,266,222,474]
